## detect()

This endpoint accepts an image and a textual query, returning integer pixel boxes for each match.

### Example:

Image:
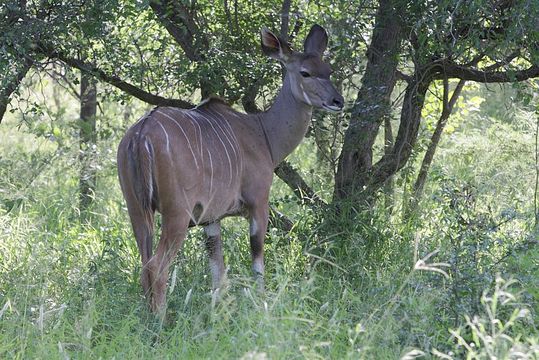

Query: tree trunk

[382,115,394,213]
[365,72,433,195]
[79,72,97,212]
[405,80,466,218]
[333,0,403,205]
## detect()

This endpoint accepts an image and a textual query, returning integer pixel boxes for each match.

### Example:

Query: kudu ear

[303,24,328,57]
[261,28,291,62]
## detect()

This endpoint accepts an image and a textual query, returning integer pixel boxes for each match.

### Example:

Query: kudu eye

[299,71,311,78]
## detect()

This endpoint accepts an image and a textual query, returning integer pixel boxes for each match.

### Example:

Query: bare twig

[483,50,520,71]
[223,0,233,33]
[269,205,294,232]
[405,78,466,217]
[47,65,81,99]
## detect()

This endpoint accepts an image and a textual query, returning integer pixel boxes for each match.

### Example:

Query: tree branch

[437,62,539,83]
[42,45,194,108]
[483,50,520,71]
[148,0,216,97]
[274,161,326,207]
[269,205,294,232]
[240,0,296,113]
[149,0,209,62]
[405,79,466,218]
[223,0,234,34]
[0,60,32,124]
[366,70,433,195]
[288,13,303,43]
[48,66,81,99]
[441,75,450,116]
[333,0,403,202]
[280,0,292,43]
[396,69,412,82]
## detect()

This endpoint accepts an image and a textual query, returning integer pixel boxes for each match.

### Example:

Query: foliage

[433,277,539,359]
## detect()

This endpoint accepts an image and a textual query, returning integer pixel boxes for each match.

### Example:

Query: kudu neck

[259,73,313,167]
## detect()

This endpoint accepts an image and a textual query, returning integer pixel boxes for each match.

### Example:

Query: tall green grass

[1,88,538,358]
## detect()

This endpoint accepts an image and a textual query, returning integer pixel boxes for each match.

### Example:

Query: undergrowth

[1,94,538,359]
[1,179,537,358]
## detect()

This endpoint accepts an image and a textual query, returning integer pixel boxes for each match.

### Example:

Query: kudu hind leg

[147,214,190,313]
[204,222,227,290]
[249,206,269,290]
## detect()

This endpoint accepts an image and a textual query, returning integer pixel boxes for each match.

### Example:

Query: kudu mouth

[322,103,344,112]
[319,85,344,112]
[322,93,345,112]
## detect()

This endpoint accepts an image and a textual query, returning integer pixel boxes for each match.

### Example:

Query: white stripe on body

[204,109,238,160]
[155,120,170,153]
[172,108,218,206]
[205,109,240,157]
[144,138,153,203]
[182,111,205,159]
[156,109,200,169]
[192,111,234,187]
[206,147,214,198]
[205,108,243,180]
[181,111,206,193]
[194,111,233,180]
[195,98,211,108]
[133,109,153,126]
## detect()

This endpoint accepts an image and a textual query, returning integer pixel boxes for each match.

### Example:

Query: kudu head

[261,24,344,112]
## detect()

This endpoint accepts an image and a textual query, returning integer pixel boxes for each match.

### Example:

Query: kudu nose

[332,95,344,109]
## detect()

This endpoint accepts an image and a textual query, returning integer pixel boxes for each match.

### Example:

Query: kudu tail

[126,134,156,290]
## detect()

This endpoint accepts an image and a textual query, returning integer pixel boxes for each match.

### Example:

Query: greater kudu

[117,24,344,312]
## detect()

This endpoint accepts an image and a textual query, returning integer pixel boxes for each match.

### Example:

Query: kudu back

[117,24,344,313]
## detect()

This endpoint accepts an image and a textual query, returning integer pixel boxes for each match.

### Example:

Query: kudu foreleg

[249,206,269,290]
[204,222,227,290]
